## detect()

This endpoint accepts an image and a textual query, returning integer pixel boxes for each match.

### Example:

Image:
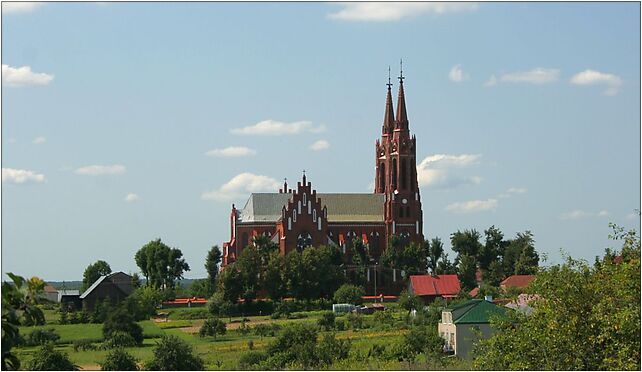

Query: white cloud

[124,193,139,203]
[205,146,256,157]
[328,2,478,22]
[2,64,54,87]
[448,64,468,83]
[507,187,527,194]
[499,68,559,85]
[559,209,610,220]
[416,154,482,188]
[2,168,45,184]
[74,164,126,176]
[446,199,498,213]
[231,120,325,136]
[2,2,43,13]
[32,136,46,145]
[484,75,497,87]
[570,69,622,96]
[310,140,330,151]
[202,172,280,202]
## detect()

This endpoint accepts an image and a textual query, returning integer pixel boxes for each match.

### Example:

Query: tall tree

[81,260,112,292]
[134,239,190,289]
[205,245,222,296]
[479,226,505,271]
[427,237,444,275]
[457,254,478,291]
[436,253,457,275]
[450,229,483,259]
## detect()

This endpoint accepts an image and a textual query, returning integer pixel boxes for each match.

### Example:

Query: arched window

[379,163,386,191]
[313,209,317,222]
[293,210,297,222]
[298,200,302,214]
[303,193,307,206]
[401,158,408,190]
[392,158,398,190]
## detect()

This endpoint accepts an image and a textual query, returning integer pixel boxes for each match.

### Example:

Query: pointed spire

[302,170,306,185]
[396,59,408,128]
[383,66,395,135]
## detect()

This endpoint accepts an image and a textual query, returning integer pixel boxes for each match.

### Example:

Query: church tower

[374,63,424,244]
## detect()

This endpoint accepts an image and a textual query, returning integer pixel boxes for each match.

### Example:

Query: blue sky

[2,2,640,281]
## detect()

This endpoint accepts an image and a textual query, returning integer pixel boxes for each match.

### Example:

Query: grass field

[14,305,470,370]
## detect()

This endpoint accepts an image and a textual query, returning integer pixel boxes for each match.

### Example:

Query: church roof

[239,193,385,223]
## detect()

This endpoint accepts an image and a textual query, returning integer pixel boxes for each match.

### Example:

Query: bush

[100,348,139,371]
[236,320,250,336]
[26,344,79,371]
[317,311,336,331]
[73,339,97,352]
[238,351,268,370]
[23,328,60,346]
[145,335,205,370]
[247,339,254,350]
[103,331,138,349]
[253,324,273,339]
[198,317,226,339]
[346,313,364,329]
[316,333,351,367]
[367,344,387,359]
[333,284,365,305]
[335,319,346,331]
[102,307,144,346]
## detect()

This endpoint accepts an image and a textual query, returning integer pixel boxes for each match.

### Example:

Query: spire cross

[399,58,405,82]
[302,170,306,177]
[387,66,392,88]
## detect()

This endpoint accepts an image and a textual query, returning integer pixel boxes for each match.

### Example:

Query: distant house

[80,272,134,311]
[438,299,508,358]
[408,275,461,303]
[40,284,59,303]
[58,290,82,310]
[500,275,535,292]
[469,287,480,298]
[160,297,208,309]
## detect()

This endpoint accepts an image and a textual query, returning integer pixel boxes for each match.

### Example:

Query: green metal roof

[239,193,384,223]
[446,299,507,324]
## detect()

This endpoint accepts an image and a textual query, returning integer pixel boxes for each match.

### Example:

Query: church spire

[383,66,395,135]
[396,59,408,129]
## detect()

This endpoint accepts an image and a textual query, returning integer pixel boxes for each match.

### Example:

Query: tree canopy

[134,239,190,289]
[81,260,112,292]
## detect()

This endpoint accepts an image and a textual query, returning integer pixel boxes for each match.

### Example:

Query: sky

[2,2,640,281]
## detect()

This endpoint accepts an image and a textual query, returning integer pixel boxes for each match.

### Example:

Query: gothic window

[298,200,302,214]
[293,210,296,222]
[303,193,307,206]
[379,163,386,191]
[401,158,408,190]
[313,209,317,222]
[296,232,312,252]
[392,158,398,190]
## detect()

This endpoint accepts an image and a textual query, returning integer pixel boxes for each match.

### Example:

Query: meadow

[14,306,470,370]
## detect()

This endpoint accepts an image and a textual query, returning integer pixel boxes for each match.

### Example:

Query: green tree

[317,311,336,331]
[398,289,421,315]
[382,237,429,279]
[26,344,78,371]
[199,317,226,339]
[450,229,483,259]
[134,239,190,289]
[474,225,640,370]
[217,263,244,303]
[479,226,506,271]
[145,335,205,371]
[2,273,46,370]
[99,348,139,371]
[457,254,478,291]
[436,253,457,275]
[333,284,365,305]
[102,306,143,346]
[81,260,112,292]
[264,252,286,300]
[427,237,444,275]
[513,232,539,275]
[205,245,222,296]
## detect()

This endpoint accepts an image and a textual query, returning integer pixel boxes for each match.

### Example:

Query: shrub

[103,331,138,349]
[346,313,364,329]
[145,335,205,371]
[26,344,79,371]
[100,348,139,371]
[102,307,144,346]
[335,319,346,331]
[236,320,250,336]
[237,351,268,370]
[265,323,319,369]
[253,324,273,339]
[198,317,226,339]
[73,339,97,352]
[23,328,60,346]
[333,284,365,305]
[247,339,254,350]
[92,298,114,323]
[367,344,387,359]
[316,333,351,367]
[317,311,336,331]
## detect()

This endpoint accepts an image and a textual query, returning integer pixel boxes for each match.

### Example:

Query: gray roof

[239,193,384,223]
[80,272,133,299]
[80,275,108,299]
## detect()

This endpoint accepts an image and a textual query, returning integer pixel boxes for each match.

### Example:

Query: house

[408,275,461,303]
[40,284,59,303]
[80,272,134,311]
[500,275,535,292]
[437,299,508,358]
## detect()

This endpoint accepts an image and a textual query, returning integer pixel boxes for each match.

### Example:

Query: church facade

[222,71,424,292]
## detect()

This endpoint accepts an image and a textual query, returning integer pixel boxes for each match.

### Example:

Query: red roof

[500,275,535,289]
[409,275,461,297]
[162,297,208,305]
[469,287,480,297]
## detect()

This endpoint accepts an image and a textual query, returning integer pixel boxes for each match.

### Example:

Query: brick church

[222,68,424,292]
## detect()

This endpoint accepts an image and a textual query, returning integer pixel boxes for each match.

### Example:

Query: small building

[40,284,59,303]
[58,290,82,310]
[500,275,535,292]
[160,297,208,309]
[438,299,507,358]
[80,272,134,311]
[408,275,461,303]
